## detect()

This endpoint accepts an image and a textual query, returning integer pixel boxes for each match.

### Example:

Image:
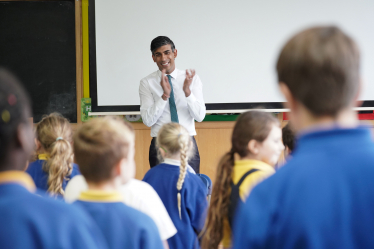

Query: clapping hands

[183,69,195,97]
[160,70,171,100]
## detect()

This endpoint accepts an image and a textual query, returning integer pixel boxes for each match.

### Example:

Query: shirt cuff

[186,92,197,104]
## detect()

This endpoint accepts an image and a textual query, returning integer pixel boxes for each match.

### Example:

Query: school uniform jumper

[26,154,80,194]
[222,160,275,248]
[143,163,208,249]
[0,171,108,249]
[233,127,374,249]
[74,191,163,249]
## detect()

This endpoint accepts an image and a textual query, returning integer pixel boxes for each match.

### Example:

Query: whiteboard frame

[88,0,374,114]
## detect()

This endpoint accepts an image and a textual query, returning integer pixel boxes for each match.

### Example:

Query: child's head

[35,113,73,195]
[73,117,135,186]
[202,111,283,249]
[156,123,193,219]
[231,111,283,166]
[156,123,193,161]
[0,69,33,171]
[277,26,360,130]
[282,123,296,159]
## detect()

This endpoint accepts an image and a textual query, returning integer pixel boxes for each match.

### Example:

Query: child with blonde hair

[26,113,80,196]
[73,117,163,249]
[143,123,208,249]
[202,111,284,249]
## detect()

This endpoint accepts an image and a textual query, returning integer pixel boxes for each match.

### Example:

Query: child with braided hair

[26,113,80,196]
[143,123,208,249]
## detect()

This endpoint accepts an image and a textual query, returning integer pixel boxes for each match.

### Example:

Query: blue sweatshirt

[0,171,107,249]
[143,163,208,249]
[233,127,374,249]
[74,190,163,249]
[26,156,80,194]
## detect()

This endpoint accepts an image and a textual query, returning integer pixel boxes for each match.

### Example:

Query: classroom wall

[68,0,374,184]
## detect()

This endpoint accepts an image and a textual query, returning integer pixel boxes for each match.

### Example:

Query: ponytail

[36,113,73,196]
[201,149,235,249]
[44,138,73,195]
[201,111,279,248]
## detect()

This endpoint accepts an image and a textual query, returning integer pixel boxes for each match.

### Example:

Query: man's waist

[150,122,196,137]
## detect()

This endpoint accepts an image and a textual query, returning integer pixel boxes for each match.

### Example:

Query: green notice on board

[81,98,94,122]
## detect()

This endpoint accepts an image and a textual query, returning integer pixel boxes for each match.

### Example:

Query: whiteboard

[90,0,374,112]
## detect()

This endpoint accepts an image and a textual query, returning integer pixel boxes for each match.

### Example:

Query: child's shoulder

[144,163,179,176]
[25,160,44,174]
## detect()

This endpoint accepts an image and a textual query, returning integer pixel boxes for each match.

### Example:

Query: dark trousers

[149,136,200,173]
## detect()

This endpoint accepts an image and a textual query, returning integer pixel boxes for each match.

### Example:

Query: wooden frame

[0,0,83,124]
[75,0,83,124]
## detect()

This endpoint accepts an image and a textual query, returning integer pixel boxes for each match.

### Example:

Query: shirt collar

[38,153,49,160]
[78,190,124,202]
[158,68,179,79]
[0,171,36,192]
[163,158,196,174]
[235,159,275,173]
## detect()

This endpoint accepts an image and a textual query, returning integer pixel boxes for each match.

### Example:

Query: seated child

[202,111,284,249]
[72,117,163,249]
[0,69,107,249]
[143,123,208,249]
[26,113,80,196]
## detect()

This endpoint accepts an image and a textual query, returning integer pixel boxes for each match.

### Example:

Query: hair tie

[56,137,63,141]
[177,133,182,138]
[160,146,167,153]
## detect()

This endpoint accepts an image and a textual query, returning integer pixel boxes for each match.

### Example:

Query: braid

[157,123,194,220]
[176,134,189,219]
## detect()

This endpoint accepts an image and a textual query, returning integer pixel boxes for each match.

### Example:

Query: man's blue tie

[167,75,179,123]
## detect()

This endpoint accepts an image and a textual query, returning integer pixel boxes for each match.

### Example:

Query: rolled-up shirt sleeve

[186,75,206,122]
[139,79,167,127]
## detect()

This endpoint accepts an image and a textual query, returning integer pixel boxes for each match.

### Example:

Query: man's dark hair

[276,26,360,117]
[0,68,31,166]
[282,123,296,152]
[150,36,175,54]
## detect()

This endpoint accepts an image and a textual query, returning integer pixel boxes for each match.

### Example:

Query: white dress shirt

[139,68,206,137]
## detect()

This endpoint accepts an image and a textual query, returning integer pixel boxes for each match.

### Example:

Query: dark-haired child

[202,111,284,249]
[143,123,208,249]
[26,113,80,196]
[282,123,296,160]
[234,26,374,249]
[73,117,163,249]
[0,69,107,249]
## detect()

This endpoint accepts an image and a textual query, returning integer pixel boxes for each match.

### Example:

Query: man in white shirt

[139,36,206,173]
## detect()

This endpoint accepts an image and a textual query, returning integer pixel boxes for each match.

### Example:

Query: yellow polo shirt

[222,159,275,248]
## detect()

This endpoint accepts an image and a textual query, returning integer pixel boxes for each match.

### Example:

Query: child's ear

[159,147,166,158]
[18,123,34,156]
[113,159,122,178]
[35,138,41,151]
[247,139,259,155]
[117,157,133,185]
[279,82,297,112]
